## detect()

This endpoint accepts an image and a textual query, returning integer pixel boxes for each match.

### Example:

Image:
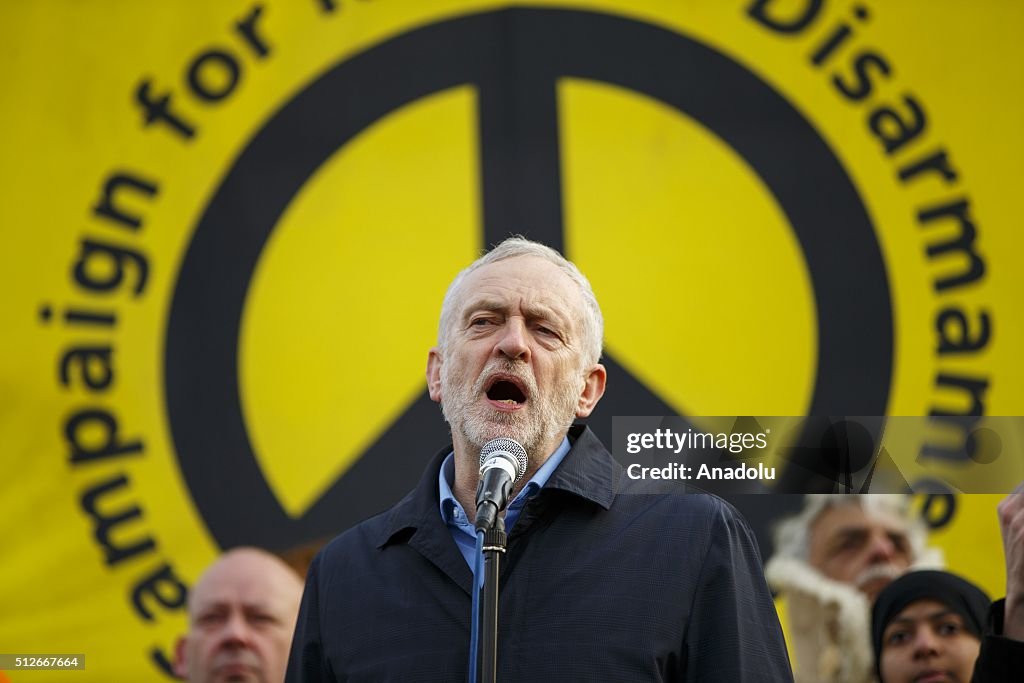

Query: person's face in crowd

[428,255,604,459]
[809,502,913,601]
[174,550,303,683]
[878,599,981,683]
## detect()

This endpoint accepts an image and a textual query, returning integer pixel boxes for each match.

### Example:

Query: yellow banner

[1,1,1020,679]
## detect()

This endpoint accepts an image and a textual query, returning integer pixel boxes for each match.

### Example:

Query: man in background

[766,495,943,683]
[175,547,304,683]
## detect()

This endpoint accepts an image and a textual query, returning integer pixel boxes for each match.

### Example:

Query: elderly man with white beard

[766,495,944,683]
[285,237,793,682]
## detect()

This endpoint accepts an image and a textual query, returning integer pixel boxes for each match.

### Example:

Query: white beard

[440,356,578,458]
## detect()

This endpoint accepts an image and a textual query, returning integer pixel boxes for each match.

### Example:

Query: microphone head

[479,437,528,481]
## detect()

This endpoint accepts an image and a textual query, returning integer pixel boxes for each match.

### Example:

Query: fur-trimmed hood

[766,550,944,683]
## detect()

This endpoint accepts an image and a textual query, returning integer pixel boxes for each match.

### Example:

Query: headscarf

[871,569,990,677]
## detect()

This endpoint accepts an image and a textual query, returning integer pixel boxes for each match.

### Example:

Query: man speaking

[285,238,792,681]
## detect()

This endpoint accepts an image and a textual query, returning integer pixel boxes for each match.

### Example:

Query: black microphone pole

[472,438,526,683]
[479,517,506,683]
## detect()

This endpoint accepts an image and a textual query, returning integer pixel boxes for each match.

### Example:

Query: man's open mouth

[485,376,528,406]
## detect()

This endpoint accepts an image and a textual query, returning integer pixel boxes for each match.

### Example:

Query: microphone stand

[479,517,506,683]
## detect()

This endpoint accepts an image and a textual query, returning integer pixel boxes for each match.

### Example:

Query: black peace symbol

[166,8,892,550]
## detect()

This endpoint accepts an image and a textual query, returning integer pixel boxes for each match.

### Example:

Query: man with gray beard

[285,237,792,682]
[766,495,944,683]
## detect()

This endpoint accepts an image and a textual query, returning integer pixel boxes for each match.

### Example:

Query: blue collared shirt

[439,437,571,571]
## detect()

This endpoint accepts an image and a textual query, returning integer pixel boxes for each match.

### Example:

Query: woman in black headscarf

[871,570,1022,683]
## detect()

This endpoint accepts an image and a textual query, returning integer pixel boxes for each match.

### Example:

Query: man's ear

[426,348,443,403]
[173,636,189,679]
[575,363,607,418]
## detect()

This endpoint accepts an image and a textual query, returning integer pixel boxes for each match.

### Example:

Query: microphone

[474,438,528,532]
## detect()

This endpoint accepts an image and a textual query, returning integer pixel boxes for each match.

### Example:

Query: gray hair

[437,236,604,366]
[772,494,931,563]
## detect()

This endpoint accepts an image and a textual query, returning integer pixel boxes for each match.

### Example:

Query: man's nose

[866,531,897,563]
[495,318,530,361]
[220,613,252,648]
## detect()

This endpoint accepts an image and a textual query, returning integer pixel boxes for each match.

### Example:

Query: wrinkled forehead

[812,501,909,541]
[455,256,584,319]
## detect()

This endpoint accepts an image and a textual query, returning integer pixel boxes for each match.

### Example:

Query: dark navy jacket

[286,425,793,682]
[972,599,1024,682]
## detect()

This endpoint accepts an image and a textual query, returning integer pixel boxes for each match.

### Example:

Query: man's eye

[837,536,864,552]
[888,533,910,553]
[937,622,961,636]
[471,318,492,327]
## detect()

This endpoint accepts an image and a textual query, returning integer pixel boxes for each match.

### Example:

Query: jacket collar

[544,424,618,509]
[376,424,619,551]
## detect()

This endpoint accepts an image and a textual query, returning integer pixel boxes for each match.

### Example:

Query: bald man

[175,547,304,683]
